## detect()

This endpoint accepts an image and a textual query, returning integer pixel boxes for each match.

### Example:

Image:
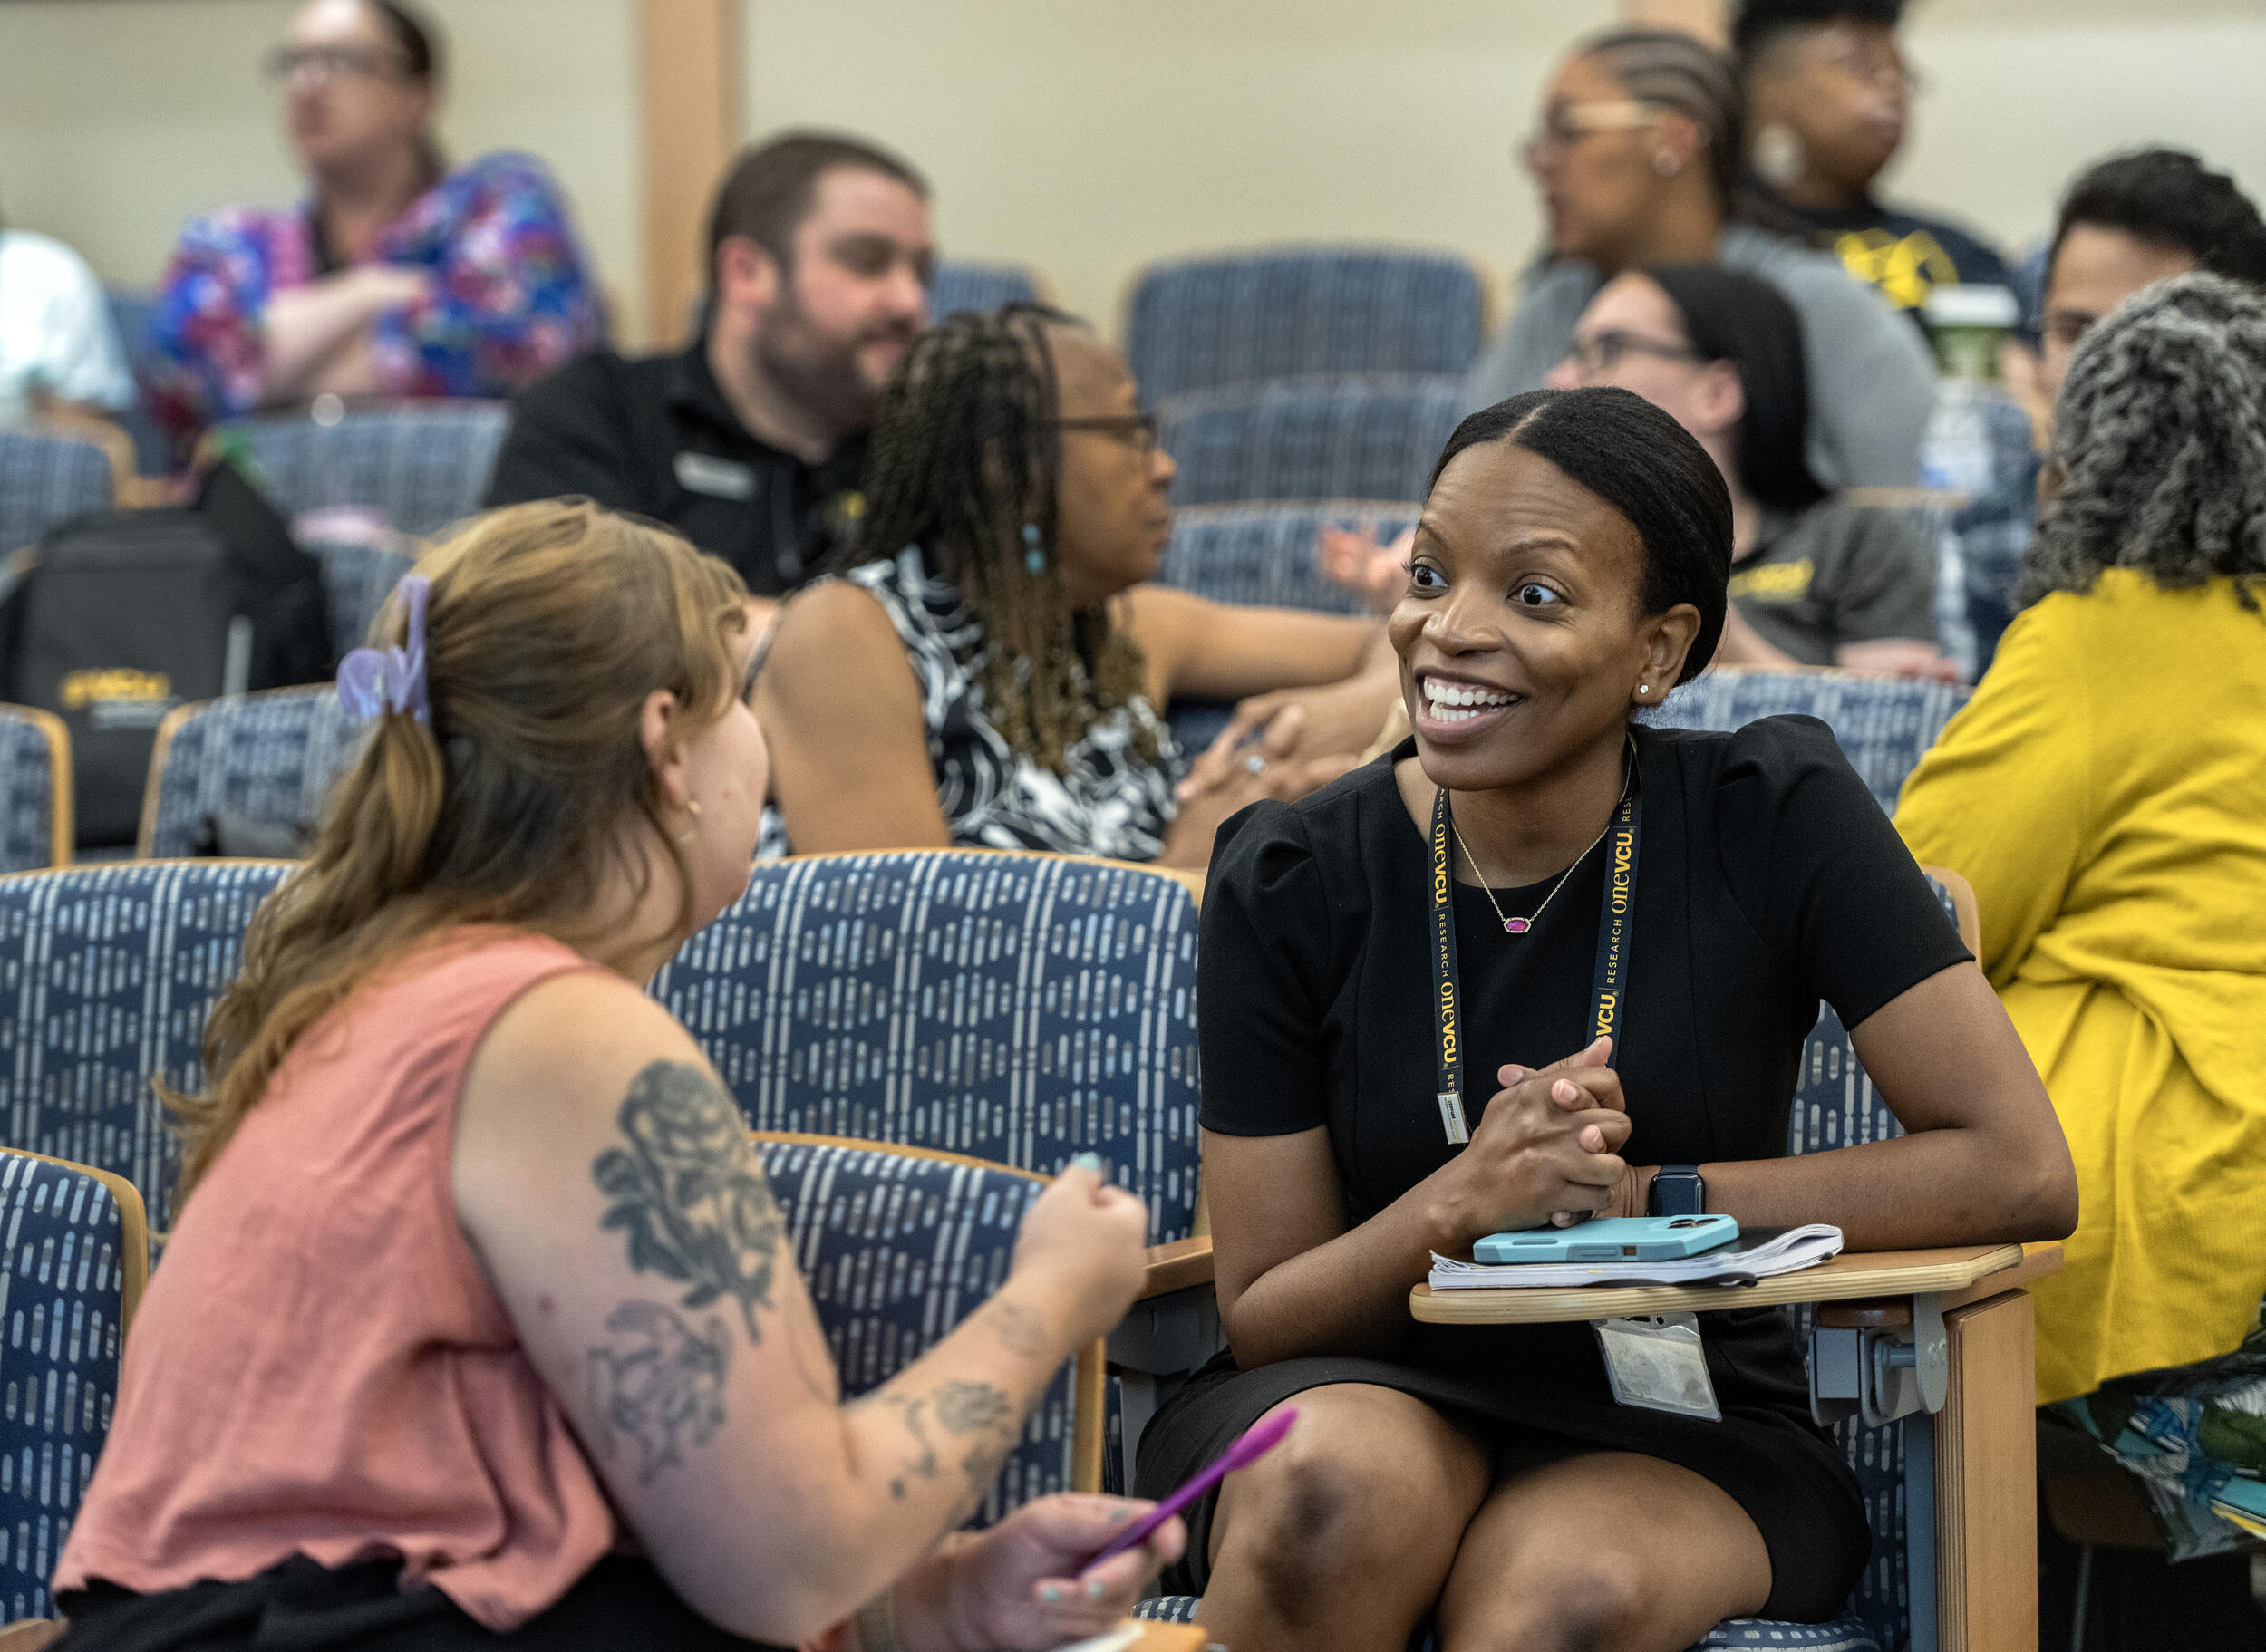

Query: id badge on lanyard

[1428,760,1642,1145]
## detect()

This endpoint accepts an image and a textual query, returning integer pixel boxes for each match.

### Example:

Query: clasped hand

[1444,1036,1636,1241]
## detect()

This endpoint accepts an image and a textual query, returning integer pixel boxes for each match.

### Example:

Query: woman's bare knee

[1438,1454,1772,1652]
[1209,1386,1488,1621]
[1452,1557,1651,1652]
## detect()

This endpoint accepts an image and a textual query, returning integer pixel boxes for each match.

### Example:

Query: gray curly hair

[2019,272,2266,611]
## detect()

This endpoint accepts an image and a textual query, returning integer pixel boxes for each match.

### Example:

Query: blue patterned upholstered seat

[218,401,509,538]
[1126,248,1487,404]
[1641,668,1971,814]
[928,262,1041,320]
[1157,500,1419,615]
[0,862,293,1232]
[0,709,69,874]
[0,432,112,558]
[1156,374,1467,508]
[756,1134,1093,1520]
[655,852,1202,1248]
[305,538,418,661]
[0,1148,147,1622]
[1787,1016,1925,1652]
[1154,498,1421,755]
[138,686,362,860]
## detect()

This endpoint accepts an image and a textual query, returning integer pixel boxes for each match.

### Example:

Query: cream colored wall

[0,0,647,343]
[0,0,2259,364]
[1897,5,2266,258]
[742,0,2266,335]
[741,0,1619,332]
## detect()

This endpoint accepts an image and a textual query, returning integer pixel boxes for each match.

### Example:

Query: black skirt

[53,1553,788,1651]
[1134,1347,1870,1625]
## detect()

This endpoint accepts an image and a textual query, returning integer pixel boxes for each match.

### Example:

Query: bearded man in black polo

[486,131,933,618]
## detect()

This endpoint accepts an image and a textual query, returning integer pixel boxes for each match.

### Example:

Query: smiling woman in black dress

[1134,387,2077,1652]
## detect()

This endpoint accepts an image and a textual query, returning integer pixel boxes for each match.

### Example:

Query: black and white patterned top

[759,546,1180,861]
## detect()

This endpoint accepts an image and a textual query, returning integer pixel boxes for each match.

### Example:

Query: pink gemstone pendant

[1503,917,1532,934]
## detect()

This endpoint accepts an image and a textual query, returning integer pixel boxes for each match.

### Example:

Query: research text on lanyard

[1428,759,1642,1145]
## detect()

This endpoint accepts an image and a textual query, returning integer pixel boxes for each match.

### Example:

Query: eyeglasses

[1564,329,1703,376]
[1053,413,1160,457]
[1519,100,1668,167]
[265,44,412,83]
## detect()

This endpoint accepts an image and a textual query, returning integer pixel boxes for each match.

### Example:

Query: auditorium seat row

[0,846,2054,1650]
[0,658,1971,874]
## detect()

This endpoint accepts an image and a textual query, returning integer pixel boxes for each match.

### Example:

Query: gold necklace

[1444,756,1632,936]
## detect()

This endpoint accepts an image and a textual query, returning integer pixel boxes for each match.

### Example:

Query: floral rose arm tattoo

[585,1062,1031,1509]
[586,1300,731,1483]
[592,1060,785,1343]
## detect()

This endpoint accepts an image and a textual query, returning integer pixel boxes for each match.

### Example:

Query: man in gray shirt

[1465,29,1937,488]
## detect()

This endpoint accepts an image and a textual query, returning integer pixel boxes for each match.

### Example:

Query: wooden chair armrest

[1816,1241,2064,1326]
[0,1619,63,1650]
[1139,1236,1214,1300]
[1410,1241,2061,1325]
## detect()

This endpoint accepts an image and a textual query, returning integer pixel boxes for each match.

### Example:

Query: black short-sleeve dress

[1134,718,1971,1622]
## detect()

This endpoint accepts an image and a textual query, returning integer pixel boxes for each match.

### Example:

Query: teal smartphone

[1471,1213,1741,1264]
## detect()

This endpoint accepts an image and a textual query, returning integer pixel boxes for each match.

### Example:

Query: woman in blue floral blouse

[151,0,605,444]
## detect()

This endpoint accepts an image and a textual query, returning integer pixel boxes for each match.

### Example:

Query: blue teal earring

[1022,523,1045,575]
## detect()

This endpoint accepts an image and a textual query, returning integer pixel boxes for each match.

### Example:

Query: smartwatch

[1649,1164,1706,1217]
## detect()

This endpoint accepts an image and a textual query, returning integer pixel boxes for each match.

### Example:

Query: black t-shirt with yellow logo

[1729,498,1938,665]
[1766,190,2010,324]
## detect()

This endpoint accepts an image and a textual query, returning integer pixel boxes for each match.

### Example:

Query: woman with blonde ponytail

[52,499,1178,1651]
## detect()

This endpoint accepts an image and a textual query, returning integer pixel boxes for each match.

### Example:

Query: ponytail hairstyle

[1641,261,1828,512]
[169,500,750,1201]
[845,303,1153,772]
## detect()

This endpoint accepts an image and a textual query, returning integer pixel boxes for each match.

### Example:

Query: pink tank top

[55,928,617,1631]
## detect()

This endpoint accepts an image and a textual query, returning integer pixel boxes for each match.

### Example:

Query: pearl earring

[1755,121,1806,188]
[1638,683,1651,697]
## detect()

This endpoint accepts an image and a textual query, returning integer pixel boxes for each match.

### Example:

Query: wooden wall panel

[641,0,741,349]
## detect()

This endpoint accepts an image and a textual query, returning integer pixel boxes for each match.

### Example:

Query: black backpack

[0,461,332,849]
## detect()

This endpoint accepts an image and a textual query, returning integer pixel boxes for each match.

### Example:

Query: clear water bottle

[1919,285,2020,680]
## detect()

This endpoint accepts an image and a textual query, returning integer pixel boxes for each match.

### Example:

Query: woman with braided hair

[1899,271,2266,1410]
[756,304,1393,867]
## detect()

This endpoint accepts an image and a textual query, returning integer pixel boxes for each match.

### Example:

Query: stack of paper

[1428,1224,1844,1290]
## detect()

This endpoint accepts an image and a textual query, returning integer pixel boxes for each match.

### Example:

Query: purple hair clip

[337,574,431,726]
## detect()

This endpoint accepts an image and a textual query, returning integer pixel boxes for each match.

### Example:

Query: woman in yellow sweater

[1897,271,2266,1409]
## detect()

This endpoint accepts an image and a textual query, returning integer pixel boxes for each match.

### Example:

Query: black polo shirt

[482,337,868,596]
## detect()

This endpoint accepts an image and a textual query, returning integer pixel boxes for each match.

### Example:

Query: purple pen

[1079,1406,1299,1577]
